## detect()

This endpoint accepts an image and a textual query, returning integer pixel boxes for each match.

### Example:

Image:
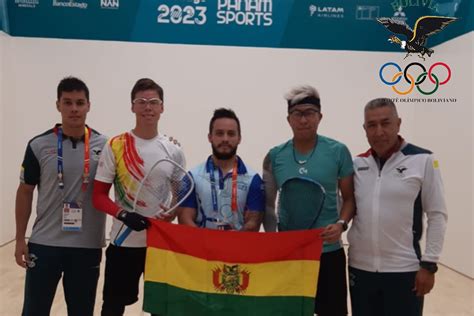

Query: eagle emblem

[377,15,457,60]
[212,264,250,294]
[396,166,407,174]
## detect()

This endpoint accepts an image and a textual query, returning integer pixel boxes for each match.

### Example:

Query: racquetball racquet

[114,158,194,246]
[277,176,326,231]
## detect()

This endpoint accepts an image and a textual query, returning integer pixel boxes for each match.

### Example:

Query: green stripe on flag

[144,281,315,316]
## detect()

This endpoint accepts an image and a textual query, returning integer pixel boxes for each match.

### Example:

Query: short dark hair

[131,78,164,103]
[364,98,398,117]
[209,108,241,135]
[57,76,89,101]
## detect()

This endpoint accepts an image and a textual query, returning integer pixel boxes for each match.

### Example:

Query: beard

[212,144,238,160]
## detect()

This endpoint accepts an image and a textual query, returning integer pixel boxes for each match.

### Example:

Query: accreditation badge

[62,201,83,231]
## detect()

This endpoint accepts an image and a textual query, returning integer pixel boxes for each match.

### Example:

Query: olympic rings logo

[379,62,451,95]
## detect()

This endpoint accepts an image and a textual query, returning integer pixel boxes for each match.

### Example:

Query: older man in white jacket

[348,98,447,316]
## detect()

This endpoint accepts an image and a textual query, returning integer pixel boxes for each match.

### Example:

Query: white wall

[472,31,474,278]
[0,31,6,245]
[411,33,473,277]
[0,36,415,243]
[0,32,472,276]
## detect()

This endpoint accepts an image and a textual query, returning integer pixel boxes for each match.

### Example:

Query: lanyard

[209,158,238,214]
[57,127,90,192]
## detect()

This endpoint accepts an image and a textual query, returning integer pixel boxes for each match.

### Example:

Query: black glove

[117,210,150,231]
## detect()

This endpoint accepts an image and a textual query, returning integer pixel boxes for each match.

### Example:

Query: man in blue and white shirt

[178,108,264,231]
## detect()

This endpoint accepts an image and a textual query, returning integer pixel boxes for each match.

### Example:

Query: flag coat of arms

[144,220,323,316]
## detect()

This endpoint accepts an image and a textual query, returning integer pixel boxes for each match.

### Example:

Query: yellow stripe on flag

[145,247,319,298]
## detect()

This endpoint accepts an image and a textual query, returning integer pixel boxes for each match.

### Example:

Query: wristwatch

[336,219,348,232]
[420,261,438,274]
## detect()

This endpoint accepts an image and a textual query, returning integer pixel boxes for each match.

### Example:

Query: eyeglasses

[132,98,163,107]
[289,109,320,119]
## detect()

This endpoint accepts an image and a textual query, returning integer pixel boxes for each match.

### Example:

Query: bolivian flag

[144,220,323,316]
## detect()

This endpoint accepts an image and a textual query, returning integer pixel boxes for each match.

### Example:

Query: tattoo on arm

[263,153,271,173]
[262,153,278,232]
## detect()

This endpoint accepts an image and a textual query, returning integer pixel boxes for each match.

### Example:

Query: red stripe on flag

[147,220,323,263]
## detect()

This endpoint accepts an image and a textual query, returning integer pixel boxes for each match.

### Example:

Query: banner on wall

[0,0,7,32]
[4,0,473,51]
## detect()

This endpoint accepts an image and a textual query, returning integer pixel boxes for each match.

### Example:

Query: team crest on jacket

[212,264,250,294]
[91,146,102,161]
[395,165,408,177]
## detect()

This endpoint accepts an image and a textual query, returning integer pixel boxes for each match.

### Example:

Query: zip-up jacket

[348,141,447,272]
